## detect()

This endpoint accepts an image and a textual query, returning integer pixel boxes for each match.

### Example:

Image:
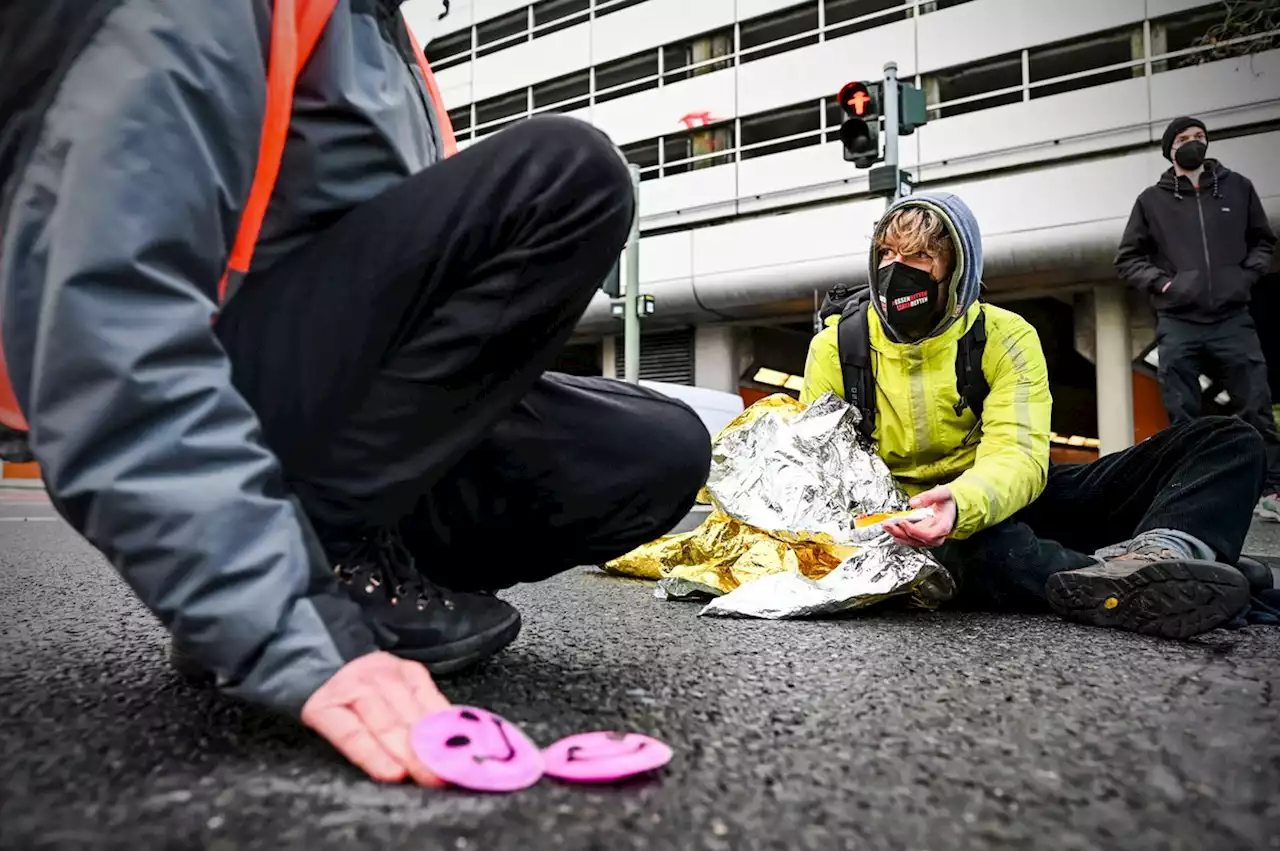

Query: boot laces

[333,527,436,611]
[1111,541,1181,564]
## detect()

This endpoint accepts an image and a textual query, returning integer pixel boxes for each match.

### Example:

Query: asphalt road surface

[2,489,1279,851]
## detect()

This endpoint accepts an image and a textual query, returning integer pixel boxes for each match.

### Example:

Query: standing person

[0,1,710,786]
[803,192,1262,641]
[1114,116,1279,519]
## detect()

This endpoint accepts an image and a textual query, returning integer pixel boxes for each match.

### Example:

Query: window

[621,138,660,180]
[1155,4,1227,58]
[663,29,733,84]
[533,0,589,38]
[918,0,975,11]
[594,0,647,17]
[477,9,528,57]
[1029,25,1141,99]
[475,120,522,139]
[741,3,819,63]
[426,30,471,71]
[1151,3,1280,70]
[595,50,659,103]
[824,0,908,39]
[663,123,735,175]
[474,89,527,134]
[926,51,1023,118]
[448,106,473,140]
[533,71,590,113]
[823,96,844,143]
[740,102,821,159]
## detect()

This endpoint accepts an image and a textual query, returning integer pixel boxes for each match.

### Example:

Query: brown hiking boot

[1046,542,1249,640]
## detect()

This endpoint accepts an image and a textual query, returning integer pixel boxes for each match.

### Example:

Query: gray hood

[869,191,985,343]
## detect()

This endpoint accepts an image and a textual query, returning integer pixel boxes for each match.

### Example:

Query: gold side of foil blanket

[601,393,956,619]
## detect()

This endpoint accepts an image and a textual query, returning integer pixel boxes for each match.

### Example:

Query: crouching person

[802,191,1264,638]
[0,3,710,786]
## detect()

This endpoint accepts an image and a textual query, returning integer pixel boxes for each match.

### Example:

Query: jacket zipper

[376,2,440,148]
[1195,182,1213,307]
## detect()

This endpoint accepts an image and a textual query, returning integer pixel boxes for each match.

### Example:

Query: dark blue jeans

[933,416,1266,612]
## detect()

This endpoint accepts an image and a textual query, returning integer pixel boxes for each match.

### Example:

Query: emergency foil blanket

[600,393,956,619]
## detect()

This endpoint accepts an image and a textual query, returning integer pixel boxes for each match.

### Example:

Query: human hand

[884,486,957,548]
[300,651,450,786]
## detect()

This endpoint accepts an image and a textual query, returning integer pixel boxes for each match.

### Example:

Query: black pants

[1156,311,1280,492]
[933,417,1265,611]
[215,116,712,591]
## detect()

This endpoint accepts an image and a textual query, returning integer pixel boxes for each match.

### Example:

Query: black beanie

[1161,116,1206,161]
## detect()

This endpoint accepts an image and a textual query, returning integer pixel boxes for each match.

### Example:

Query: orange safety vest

[0,0,456,433]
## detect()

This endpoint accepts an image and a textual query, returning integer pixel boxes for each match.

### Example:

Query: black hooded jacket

[1115,159,1275,323]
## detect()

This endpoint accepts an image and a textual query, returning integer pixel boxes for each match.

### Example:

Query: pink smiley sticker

[542,731,674,783]
[410,706,545,792]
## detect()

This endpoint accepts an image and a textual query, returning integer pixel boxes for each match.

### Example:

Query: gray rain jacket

[0,0,452,714]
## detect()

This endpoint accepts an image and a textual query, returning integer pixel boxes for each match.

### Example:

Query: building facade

[409,0,1280,456]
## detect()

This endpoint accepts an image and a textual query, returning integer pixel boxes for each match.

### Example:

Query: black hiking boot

[1046,542,1249,640]
[169,527,520,683]
[327,527,521,676]
[1235,556,1275,595]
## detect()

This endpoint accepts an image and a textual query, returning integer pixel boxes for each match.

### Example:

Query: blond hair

[876,207,955,272]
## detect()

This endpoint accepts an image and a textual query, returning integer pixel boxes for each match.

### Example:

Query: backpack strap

[217,0,337,304]
[403,20,458,158]
[836,300,991,444]
[217,0,455,304]
[952,305,989,421]
[0,343,23,431]
[836,298,876,441]
[0,0,336,431]
[2,0,458,431]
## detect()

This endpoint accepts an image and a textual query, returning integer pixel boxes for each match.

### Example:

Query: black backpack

[819,284,989,440]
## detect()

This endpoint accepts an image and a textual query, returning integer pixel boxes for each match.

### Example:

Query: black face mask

[1174,140,1207,170]
[876,262,947,342]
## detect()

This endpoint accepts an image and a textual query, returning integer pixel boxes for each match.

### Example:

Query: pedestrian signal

[836,81,881,169]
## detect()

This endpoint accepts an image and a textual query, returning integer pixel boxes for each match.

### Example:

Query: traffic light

[837,80,881,168]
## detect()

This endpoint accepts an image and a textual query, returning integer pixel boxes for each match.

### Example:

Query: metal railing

[444,7,1278,180]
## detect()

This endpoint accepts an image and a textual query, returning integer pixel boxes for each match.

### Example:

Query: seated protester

[801,192,1265,639]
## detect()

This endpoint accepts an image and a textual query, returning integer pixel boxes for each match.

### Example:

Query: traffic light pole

[882,62,899,179]
[882,61,901,209]
[623,163,642,384]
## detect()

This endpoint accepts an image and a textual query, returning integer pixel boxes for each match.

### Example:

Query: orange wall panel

[1,461,40,480]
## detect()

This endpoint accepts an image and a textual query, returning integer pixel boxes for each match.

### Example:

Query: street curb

[0,479,45,491]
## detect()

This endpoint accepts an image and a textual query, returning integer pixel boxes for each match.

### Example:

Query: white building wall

[575,128,1280,331]
[405,0,1280,328]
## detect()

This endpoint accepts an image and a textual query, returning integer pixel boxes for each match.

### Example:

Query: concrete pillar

[1093,285,1135,456]
[694,325,741,393]
[601,335,617,380]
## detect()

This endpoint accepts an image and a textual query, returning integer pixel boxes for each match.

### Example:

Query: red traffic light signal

[838,81,874,117]
[836,81,881,168]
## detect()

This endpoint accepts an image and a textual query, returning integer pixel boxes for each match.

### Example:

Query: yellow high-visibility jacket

[801,301,1052,540]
